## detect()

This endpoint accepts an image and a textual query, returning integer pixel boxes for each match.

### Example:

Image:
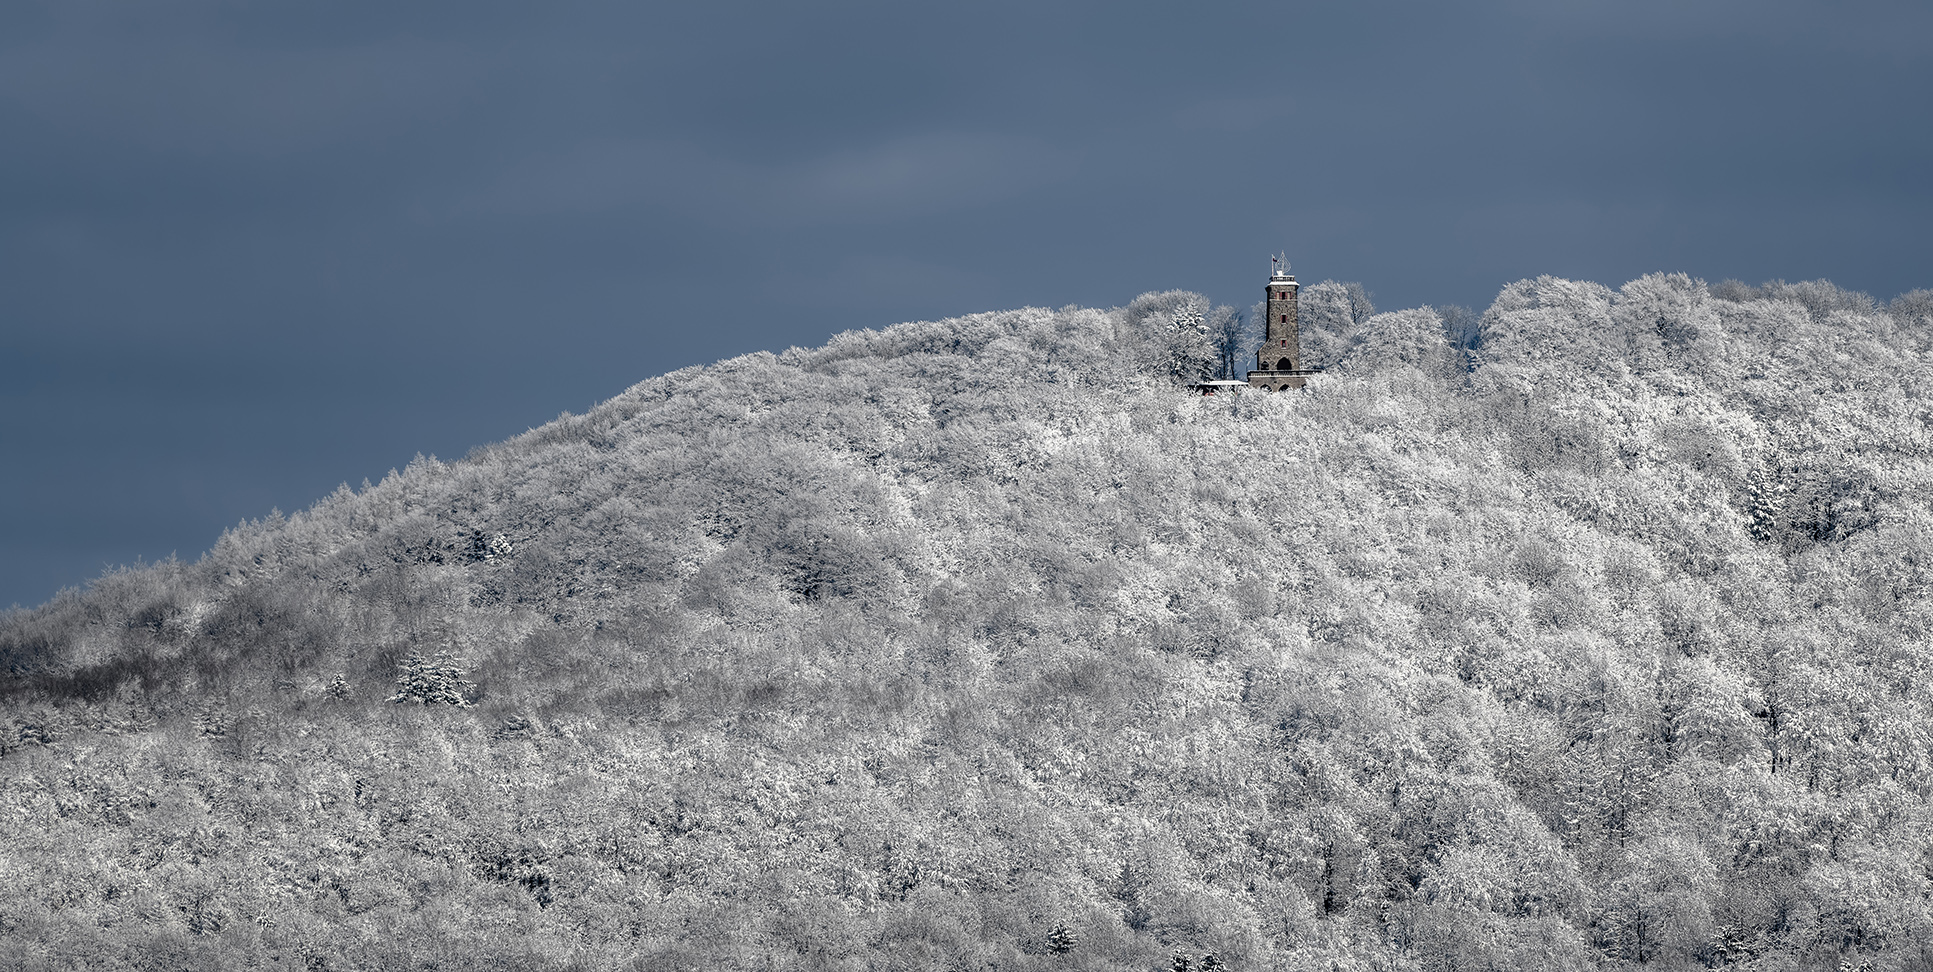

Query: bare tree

[1209,305,1250,379]
[1438,303,1481,370]
[1300,280,1376,368]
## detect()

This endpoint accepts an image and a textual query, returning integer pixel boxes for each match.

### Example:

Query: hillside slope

[4,276,1932,971]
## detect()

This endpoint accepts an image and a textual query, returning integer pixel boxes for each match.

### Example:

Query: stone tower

[1247,255,1318,390]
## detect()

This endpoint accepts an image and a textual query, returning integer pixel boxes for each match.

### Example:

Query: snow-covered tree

[2,272,1930,971]
[387,648,474,706]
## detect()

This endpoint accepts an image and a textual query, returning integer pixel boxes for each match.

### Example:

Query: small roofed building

[1248,255,1321,391]
[1189,379,1250,396]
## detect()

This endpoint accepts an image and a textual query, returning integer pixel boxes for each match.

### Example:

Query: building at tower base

[1247,258,1322,391]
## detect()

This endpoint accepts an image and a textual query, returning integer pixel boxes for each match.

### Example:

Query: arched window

[1277,358,1292,370]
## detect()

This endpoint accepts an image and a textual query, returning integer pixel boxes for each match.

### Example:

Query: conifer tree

[1046,922,1078,954]
[387,648,473,706]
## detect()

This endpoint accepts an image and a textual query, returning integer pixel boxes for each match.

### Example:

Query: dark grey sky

[4,0,1930,609]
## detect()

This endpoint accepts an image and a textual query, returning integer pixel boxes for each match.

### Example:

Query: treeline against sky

[3,275,1932,970]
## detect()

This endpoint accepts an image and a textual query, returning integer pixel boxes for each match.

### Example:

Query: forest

[3,273,1932,971]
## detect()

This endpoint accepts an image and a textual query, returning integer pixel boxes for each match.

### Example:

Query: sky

[3,0,1930,609]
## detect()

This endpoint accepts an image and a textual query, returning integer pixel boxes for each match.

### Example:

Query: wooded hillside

[5,275,1932,971]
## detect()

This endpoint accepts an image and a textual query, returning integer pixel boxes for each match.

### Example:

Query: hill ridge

[4,273,1932,970]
